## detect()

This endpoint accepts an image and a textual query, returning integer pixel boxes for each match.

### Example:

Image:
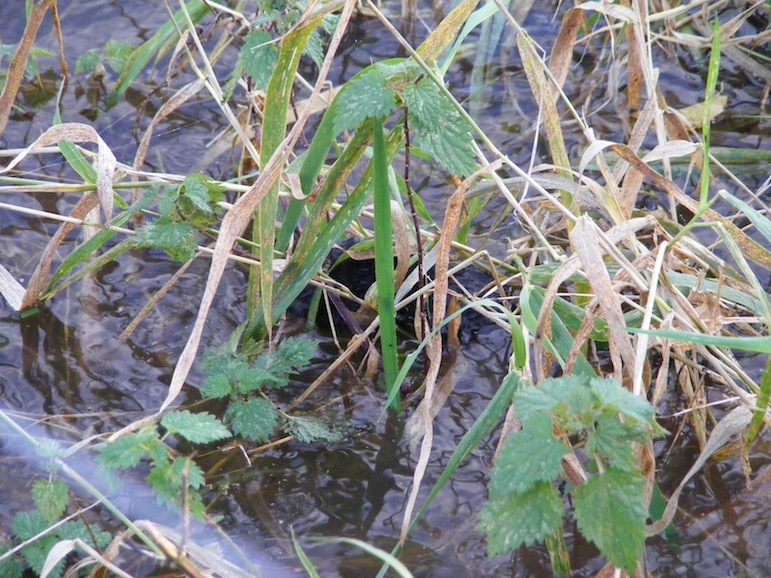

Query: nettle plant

[95,336,338,517]
[478,375,666,574]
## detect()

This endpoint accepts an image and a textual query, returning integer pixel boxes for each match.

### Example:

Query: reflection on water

[1,1,770,577]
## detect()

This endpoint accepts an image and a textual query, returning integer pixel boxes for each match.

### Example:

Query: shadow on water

[1,1,771,577]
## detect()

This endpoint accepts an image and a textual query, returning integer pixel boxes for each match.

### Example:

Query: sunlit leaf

[402,78,477,177]
[161,410,231,444]
[105,39,134,74]
[333,66,396,135]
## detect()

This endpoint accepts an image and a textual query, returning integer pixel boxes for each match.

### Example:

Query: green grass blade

[108,0,210,105]
[699,17,721,206]
[291,528,321,578]
[319,538,415,578]
[252,13,326,332]
[372,117,399,401]
[521,284,597,376]
[748,356,771,442]
[53,80,96,184]
[625,327,771,354]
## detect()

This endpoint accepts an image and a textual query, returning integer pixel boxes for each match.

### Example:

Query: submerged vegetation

[0,0,770,576]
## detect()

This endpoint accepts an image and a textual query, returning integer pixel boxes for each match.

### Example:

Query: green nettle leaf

[305,30,324,68]
[201,372,234,399]
[240,29,279,91]
[20,536,60,578]
[333,67,396,135]
[136,218,198,262]
[226,398,278,443]
[58,520,110,548]
[285,414,345,443]
[31,479,69,523]
[161,410,231,444]
[478,481,564,555]
[490,413,569,494]
[11,510,48,541]
[586,414,646,472]
[265,338,317,381]
[35,438,64,464]
[146,457,207,518]
[0,545,24,578]
[96,427,158,470]
[589,378,656,425]
[515,376,585,419]
[157,185,180,217]
[573,469,648,573]
[181,174,216,216]
[402,79,477,177]
[75,49,100,74]
[105,39,134,74]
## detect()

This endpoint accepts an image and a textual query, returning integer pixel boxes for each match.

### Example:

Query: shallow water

[1,1,770,576]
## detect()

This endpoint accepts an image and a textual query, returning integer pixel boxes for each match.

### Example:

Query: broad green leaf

[240,29,279,91]
[333,66,396,135]
[573,469,647,573]
[0,545,24,578]
[75,49,100,74]
[490,413,568,494]
[589,377,656,425]
[135,218,198,262]
[12,510,48,541]
[585,415,640,472]
[403,79,477,177]
[284,414,344,443]
[96,427,157,470]
[147,458,206,517]
[478,481,564,555]
[226,398,278,443]
[515,376,587,418]
[181,174,216,216]
[31,479,69,524]
[105,39,134,74]
[270,338,317,376]
[161,410,231,444]
[200,372,234,399]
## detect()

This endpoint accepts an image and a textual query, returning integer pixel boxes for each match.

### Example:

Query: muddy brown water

[1,1,770,577]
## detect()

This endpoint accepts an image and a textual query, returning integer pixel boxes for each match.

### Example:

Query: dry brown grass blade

[534,216,656,380]
[400,169,485,544]
[133,79,206,173]
[548,8,586,100]
[0,123,118,220]
[518,31,571,177]
[0,0,55,135]
[609,143,771,271]
[0,264,26,311]
[21,192,101,309]
[569,216,637,381]
[158,0,358,414]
